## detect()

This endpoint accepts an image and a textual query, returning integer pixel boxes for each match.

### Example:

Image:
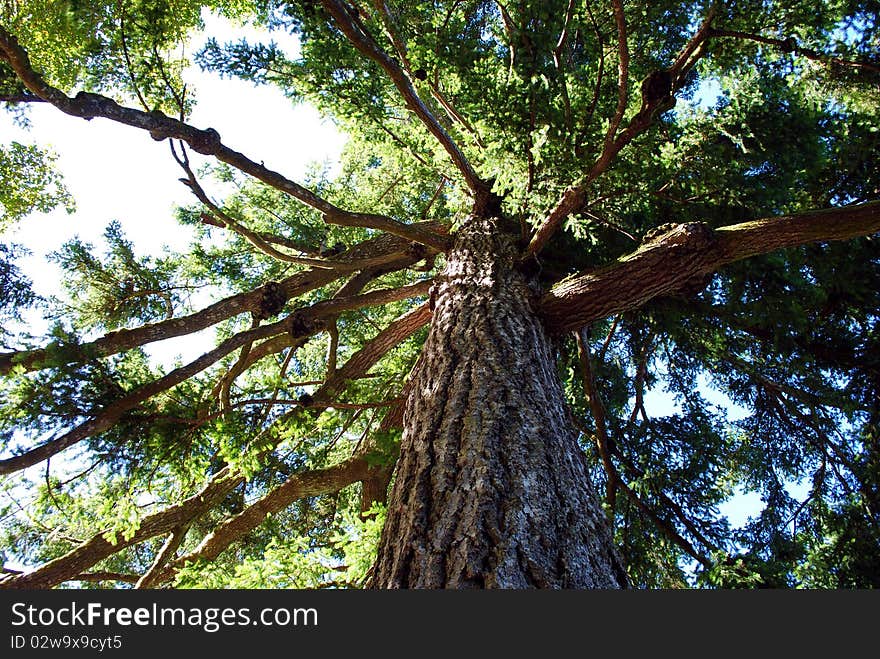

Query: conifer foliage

[0,0,878,588]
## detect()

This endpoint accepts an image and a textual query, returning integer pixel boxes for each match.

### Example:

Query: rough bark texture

[540,201,880,333]
[371,216,627,588]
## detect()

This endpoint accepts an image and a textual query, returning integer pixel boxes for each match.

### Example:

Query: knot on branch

[640,70,675,117]
[148,109,172,141]
[289,310,321,338]
[190,127,221,154]
[319,241,346,257]
[253,281,287,321]
[675,271,715,299]
[73,91,109,120]
[405,241,428,260]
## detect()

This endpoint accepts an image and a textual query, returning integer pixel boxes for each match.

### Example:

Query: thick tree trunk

[370,217,627,588]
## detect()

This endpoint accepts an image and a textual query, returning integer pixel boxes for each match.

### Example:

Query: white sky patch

[719,487,764,529]
[693,77,723,109]
[697,372,750,421]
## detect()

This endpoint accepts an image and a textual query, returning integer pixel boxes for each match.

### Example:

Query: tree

[0,0,878,589]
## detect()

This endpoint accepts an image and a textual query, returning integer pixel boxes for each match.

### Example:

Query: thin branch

[371,0,484,147]
[149,42,187,116]
[116,0,150,111]
[234,397,400,410]
[709,28,880,75]
[492,0,516,78]
[614,468,711,567]
[613,442,722,558]
[627,333,655,427]
[422,178,447,220]
[173,149,363,271]
[0,467,242,589]
[552,0,577,141]
[155,455,373,582]
[326,321,339,378]
[575,328,617,514]
[526,6,718,256]
[582,208,637,242]
[598,314,620,363]
[217,320,259,416]
[604,0,629,152]
[0,26,450,252]
[577,1,606,150]
[318,0,489,204]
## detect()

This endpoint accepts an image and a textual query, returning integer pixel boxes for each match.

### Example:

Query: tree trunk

[370,216,627,588]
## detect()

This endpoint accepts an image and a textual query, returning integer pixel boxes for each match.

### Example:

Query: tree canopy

[0,0,878,589]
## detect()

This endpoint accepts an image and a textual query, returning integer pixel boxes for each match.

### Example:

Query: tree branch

[0,467,242,589]
[0,302,430,589]
[709,28,880,75]
[370,0,484,148]
[0,224,444,376]
[575,328,617,514]
[318,0,489,206]
[526,6,718,256]
[0,279,430,476]
[175,152,364,271]
[540,201,880,333]
[0,316,291,476]
[152,455,373,584]
[0,26,449,252]
[135,524,189,589]
[604,0,629,153]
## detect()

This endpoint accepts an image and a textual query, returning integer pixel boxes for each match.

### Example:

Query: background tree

[0,0,878,588]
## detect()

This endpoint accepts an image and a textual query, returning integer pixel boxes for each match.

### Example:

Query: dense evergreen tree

[0,0,878,588]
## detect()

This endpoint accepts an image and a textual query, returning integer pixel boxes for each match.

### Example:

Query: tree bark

[370,217,627,588]
[540,201,880,333]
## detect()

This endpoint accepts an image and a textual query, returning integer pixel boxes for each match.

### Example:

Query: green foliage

[49,221,187,331]
[173,500,385,588]
[0,243,36,328]
[0,141,74,230]
[1,0,878,589]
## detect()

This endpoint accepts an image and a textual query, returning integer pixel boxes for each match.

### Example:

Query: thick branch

[0,468,242,589]
[0,224,443,376]
[135,524,189,589]
[540,201,880,333]
[319,302,431,401]
[0,26,449,252]
[159,455,373,579]
[0,317,291,476]
[0,279,430,475]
